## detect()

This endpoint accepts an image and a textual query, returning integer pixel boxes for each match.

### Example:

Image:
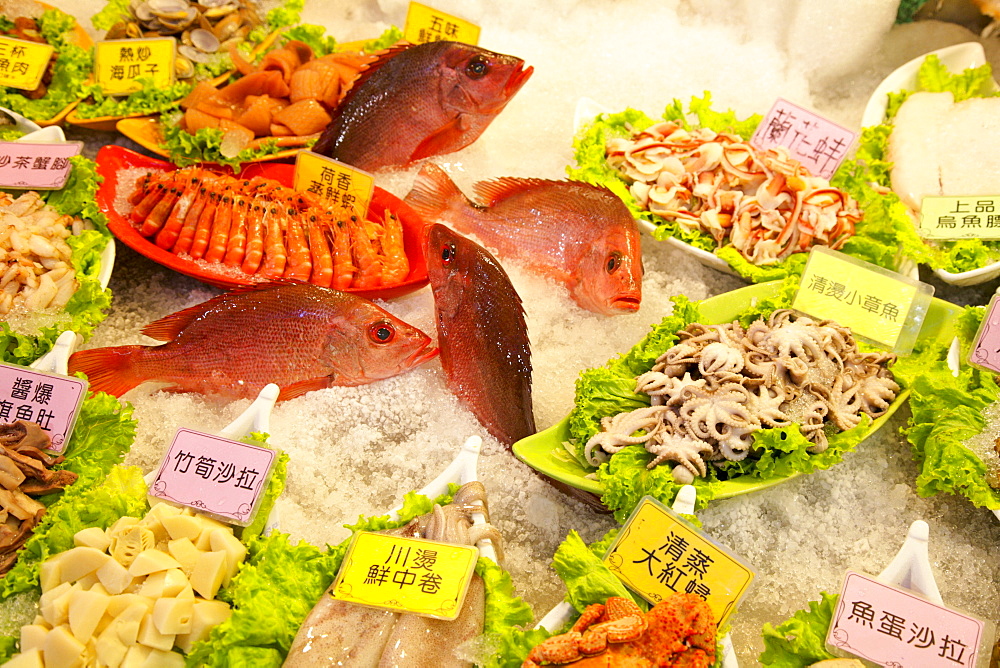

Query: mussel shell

[189,28,219,53]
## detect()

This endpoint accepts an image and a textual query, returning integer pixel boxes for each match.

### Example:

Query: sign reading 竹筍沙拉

[330,531,479,620]
[0,363,87,453]
[149,428,276,526]
[826,571,986,666]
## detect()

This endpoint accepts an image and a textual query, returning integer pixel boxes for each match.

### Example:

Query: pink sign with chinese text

[0,142,82,189]
[970,293,1000,373]
[150,428,276,526]
[750,98,856,179]
[827,571,984,666]
[0,363,86,453]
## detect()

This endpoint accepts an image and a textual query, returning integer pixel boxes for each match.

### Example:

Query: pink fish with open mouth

[406,163,643,315]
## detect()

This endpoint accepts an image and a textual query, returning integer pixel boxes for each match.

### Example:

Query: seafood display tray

[513,280,964,500]
[94,145,430,299]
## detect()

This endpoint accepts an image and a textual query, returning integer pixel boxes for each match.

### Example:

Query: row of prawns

[126,167,409,289]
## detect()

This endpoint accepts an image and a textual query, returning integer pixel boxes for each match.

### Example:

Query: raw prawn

[128,167,413,291]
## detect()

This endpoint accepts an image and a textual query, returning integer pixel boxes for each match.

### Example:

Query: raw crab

[522,594,717,667]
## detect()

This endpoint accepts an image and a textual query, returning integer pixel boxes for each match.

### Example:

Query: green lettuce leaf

[91,0,131,31]
[553,531,640,613]
[74,78,193,119]
[898,306,1000,509]
[282,24,338,57]
[569,94,911,282]
[0,9,92,121]
[759,593,838,666]
[363,26,403,52]
[0,634,16,663]
[158,111,286,171]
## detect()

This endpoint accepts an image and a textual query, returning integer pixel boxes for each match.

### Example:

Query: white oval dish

[863,42,1000,286]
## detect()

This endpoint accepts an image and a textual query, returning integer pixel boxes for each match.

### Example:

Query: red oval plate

[95,146,429,299]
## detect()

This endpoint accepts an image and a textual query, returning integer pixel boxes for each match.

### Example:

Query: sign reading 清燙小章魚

[403,2,480,45]
[330,531,479,620]
[0,363,87,453]
[792,247,933,354]
[94,37,175,96]
[601,496,754,627]
[149,428,276,526]
[750,98,857,180]
[293,150,374,221]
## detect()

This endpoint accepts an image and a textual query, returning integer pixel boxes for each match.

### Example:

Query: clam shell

[147,0,191,16]
[189,28,219,53]
[178,44,211,63]
[174,55,195,78]
[211,11,241,40]
[133,2,154,22]
[202,3,238,19]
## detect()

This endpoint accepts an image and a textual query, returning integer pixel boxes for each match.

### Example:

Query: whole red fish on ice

[312,40,533,171]
[406,163,643,315]
[425,224,535,447]
[68,283,438,401]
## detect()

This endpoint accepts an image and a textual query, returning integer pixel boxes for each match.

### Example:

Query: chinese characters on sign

[918,196,1000,240]
[602,496,754,627]
[0,141,82,190]
[0,363,87,453]
[0,36,54,90]
[792,247,931,354]
[149,428,276,525]
[968,292,1000,374]
[95,38,175,96]
[403,1,481,46]
[750,98,857,180]
[828,571,985,666]
[293,150,375,220]
[331,532,479,619]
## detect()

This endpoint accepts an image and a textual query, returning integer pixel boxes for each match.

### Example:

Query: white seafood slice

[887,91,954,212]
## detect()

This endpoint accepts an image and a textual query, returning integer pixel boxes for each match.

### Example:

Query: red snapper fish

[67,282,438,401]
[312,41,533,171]
[425,224,535,446]
[405,163,643,316]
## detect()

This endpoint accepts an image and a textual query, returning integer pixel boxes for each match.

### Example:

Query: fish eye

[441,243,457,263]
[368,321,396,344]
[606,251,623,274]
[466,55,490,79]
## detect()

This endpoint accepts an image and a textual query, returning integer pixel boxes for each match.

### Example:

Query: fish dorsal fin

[471,177,559,207]
[140,281,301,341]
[328,41,414,119]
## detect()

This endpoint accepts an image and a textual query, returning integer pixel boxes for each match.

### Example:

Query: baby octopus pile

[606,121,861,265]
[584,309,899,484]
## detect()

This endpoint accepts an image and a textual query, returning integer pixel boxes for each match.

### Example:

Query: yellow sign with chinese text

[792,247,931,353]
[330,532,479,620]
[293,150,374,220]
[918,195,1000,239]
[95,38,175,96]
[0,37,54,91]
[602,496,754,627]
[404,2,480,45]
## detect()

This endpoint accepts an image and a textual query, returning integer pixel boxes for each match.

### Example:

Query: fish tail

[68,346,148,398]
[404,163,469,227]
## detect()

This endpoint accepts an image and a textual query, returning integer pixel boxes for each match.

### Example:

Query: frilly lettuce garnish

[759,592,838,666]
[570,277,878,521]
[0,9,92,122]
[0,393,138,602]
[568,92,929,283]
[0,145,113,366]
[186,484,535,667]
[892,306,1000,509]
[868,54,1000,274]
[74,77,193,119]
[158,109,286,171]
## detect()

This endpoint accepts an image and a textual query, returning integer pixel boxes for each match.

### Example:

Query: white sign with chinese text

[0,363,86,453]
[149,428,276,526]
